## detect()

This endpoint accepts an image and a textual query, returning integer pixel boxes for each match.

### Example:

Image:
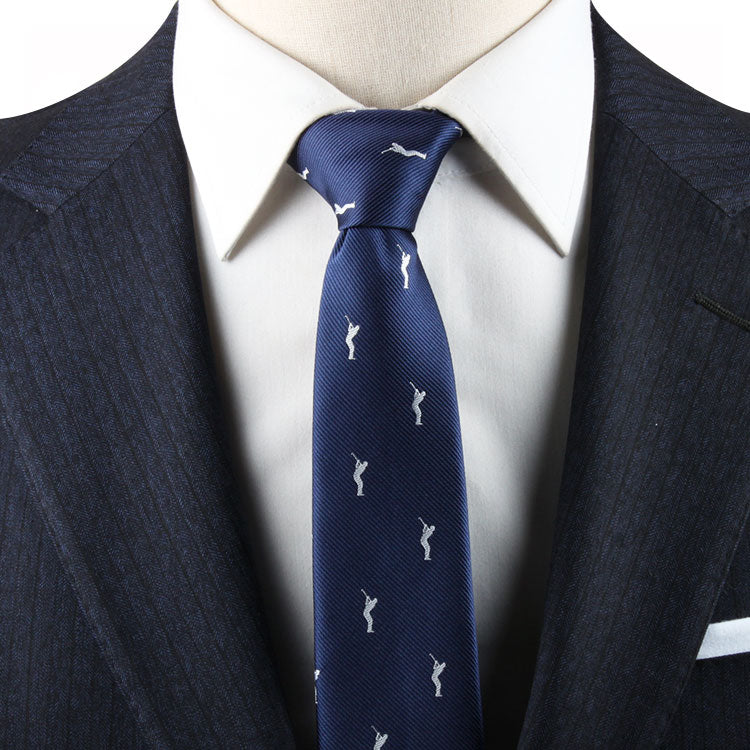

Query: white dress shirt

[173,0,594,743]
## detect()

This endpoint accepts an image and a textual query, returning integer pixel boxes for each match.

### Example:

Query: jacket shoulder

[0,2,178,225]
[592,5,750,220]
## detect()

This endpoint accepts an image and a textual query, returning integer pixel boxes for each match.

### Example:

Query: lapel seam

[0,188,49,255]
[0,340,169,748]
[0,104,176,223]
[598,110,750,245]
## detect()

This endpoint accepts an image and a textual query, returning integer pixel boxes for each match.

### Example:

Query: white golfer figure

[334,201,356,215]
[398,243,410,289]
[371,726,389,749]
[430,653,446,697]
[418,517,435,560]
[360,589,378,633]
[361,589,377,633]
[409,381,426,425]
[296,167,309,180]
[351,453,368,496]
[380,142,427,159]
[344,315,360,360]
[314,669,320,705]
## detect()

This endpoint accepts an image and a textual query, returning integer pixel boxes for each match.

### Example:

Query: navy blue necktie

[288,108,484,750]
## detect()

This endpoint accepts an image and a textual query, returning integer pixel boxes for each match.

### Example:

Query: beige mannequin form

[212,0,551,108]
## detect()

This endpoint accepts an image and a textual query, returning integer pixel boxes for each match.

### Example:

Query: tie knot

[287,108,463,231]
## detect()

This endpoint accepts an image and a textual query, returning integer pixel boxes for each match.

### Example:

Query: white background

[0,0,749,118]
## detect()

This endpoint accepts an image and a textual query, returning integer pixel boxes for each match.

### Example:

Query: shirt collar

[173,0,594,261]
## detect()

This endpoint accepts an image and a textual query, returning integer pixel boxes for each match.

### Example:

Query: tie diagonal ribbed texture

[288,107,484,750]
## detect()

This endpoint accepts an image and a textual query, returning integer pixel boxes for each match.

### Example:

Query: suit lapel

[519,6,750,747]
[0,4,295,747]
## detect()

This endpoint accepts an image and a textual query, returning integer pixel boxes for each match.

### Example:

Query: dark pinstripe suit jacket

[0,3,748,747]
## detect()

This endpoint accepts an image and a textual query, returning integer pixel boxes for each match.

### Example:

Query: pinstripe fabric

[517,8,750,749]
[0,414,148,749]
[662,519,750,748]
[0,2,747,747]
[0,6,295,747]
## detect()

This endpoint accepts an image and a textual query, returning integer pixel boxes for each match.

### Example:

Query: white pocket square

[697,617,750,659]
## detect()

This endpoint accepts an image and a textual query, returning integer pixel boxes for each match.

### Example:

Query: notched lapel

[519,7,750,748]
[0,4,295,747]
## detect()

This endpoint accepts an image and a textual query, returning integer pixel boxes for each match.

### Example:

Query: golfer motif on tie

[398,243,410,289]
[344,315,359,360]
[334,201,356,215]
[351,453,367,496]
[430,653,446,697]
[409,381,426,425]
[361,589,377,633]
[419,517,435,560]
[380,142,427,159]
[371,726,389,749]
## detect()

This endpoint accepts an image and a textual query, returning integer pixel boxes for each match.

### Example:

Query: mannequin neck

[212,0,551,108]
